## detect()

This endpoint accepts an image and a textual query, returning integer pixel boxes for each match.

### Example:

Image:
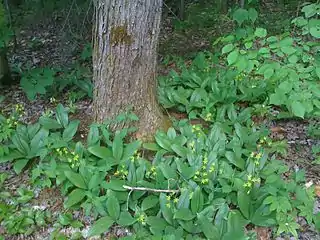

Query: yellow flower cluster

[146,166,157,178]
[258,136,272,148]
[5,116,18,128]
[49,97,56,103]
[137,214,146,225]
[243,174,260,193]
[235,73,246,81]
[114,165,128,179]
[15,104,24,116]
[55,147,80,168]
[250,151,263,165]
[193,155,215,185]
[204,112,213,121]
[130,150,141,162]
[192,125,202,137]
[188,140,196,153]
[165,193,179,208]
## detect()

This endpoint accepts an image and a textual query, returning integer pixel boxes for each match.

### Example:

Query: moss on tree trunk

[92,0,167,141]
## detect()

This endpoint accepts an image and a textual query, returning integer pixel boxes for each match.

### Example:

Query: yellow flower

[114,171,120,176]
[202,165,206,170]
[166,195,171,201]
[173,198,179,203]
[201,178,209,184]
[166,203,171,208]
[138,214,146,224]
[250,152,255,158]
[202,172,208,177]
[193,176,198,180]
[255,152,262,159]
[195,171,200,176]
[252,177,260,183]
[203,159,208,165]
[151,166,156,172]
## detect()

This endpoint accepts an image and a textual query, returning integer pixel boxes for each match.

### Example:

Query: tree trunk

[93,0,167,141]
[0,48,12,85]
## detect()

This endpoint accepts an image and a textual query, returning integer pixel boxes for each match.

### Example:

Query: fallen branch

[123,185,179,193]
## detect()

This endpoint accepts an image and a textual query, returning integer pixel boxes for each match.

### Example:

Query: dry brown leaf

[256,227,271,240]
[314,185,320,197]
[270,126,286,133]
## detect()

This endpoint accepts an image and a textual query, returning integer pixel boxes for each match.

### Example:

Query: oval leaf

[88,216,114,237]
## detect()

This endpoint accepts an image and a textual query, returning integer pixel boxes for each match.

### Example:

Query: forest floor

[0,2,320,240]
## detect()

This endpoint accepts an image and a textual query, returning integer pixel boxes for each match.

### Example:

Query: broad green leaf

[227,50,239,66]
[315,67,320,79]
[310,26,320,38]
[155,131,172,151]
[88,146,112,159]
[141,195,159,211]
[281,46,296,55]
[122,140,141,161]
[248,8,258,23]
[159,163,177,179]
[103,180,126,191]
[13,159,29,174]
[222,44,234,54]
[0,150,25,163]
[39,116,62,130]
[167,127,177,140]
[88,172,104,190]
[87,124,100,146]
[214,203,229,225]
[302,3,317,18]
[113,131,124,161]
[269,91,286,105]
[174,208,195,221]
[117,212,137,226]
[106,195,120,220]
[177,188,190,209]
[191,186,204,214]
[291,101,305,118]
[237,191,251,219]
[225,151,245,170]
[159,193,173,225]
[171,144,188,158]
[227,210,248,233]
[11,134,30,155]
[146,216,168,230]
[264,68,274,79]
[254,28,267,38]
[198,215,219,240]
[232,8,248,26]
[64,188,86,208]
[65,171,87,189]
[62,120,80,142]
[56,104,68,128]
[143,143,161,151]
[88,216,114,237]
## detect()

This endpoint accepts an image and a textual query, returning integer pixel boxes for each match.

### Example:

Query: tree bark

[93,0,167,141]
[0,48,12,85]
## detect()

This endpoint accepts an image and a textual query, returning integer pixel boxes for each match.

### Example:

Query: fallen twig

[123,185,179,193]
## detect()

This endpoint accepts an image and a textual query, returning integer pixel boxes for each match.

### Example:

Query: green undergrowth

[0,2,320,240]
